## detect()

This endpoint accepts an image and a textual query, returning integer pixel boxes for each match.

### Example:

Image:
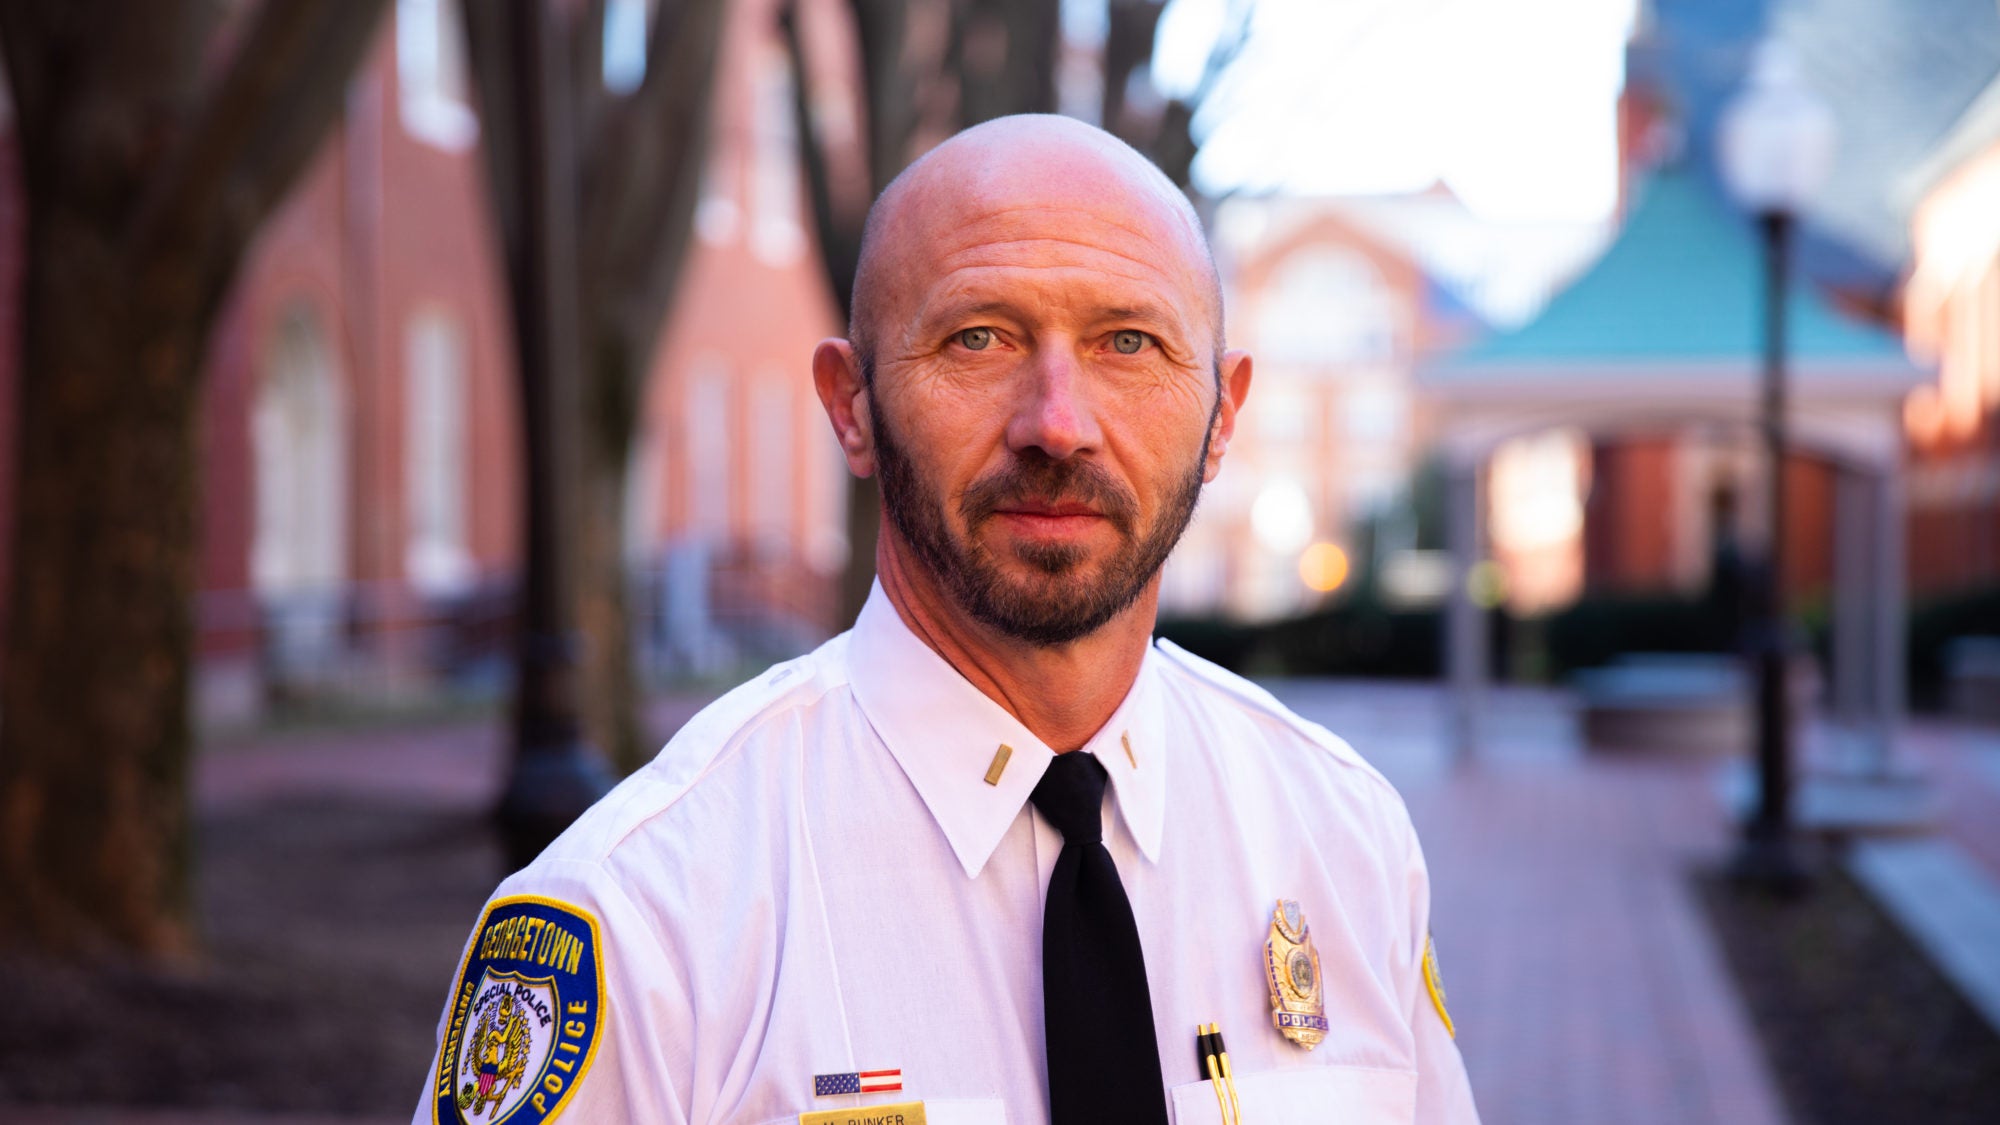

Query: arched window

[253,305,349,597]
[685,359,733,540]
[748,370,794,557]
[404,309,472,596]
[253,304,350,678]
[1256,248,1399,369]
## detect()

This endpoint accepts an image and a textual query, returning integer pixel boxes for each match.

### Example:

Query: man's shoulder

[1150,637,1400,800]
[535,634,855,868]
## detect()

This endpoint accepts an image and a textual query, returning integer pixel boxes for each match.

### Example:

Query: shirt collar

[845,581,1167,879]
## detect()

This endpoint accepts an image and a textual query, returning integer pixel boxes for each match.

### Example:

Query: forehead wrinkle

[919,266,1193,327]
[931,204,1208,282]
[931,242,1198,293]
[951,201,1190,247]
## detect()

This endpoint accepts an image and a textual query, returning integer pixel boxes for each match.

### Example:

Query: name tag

[800,1101,926,1125]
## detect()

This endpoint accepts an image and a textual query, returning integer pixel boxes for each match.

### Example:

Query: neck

[874,528,1156,753]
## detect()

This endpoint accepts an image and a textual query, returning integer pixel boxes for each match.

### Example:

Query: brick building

[1903,74,2000,596]
[0,0,848,724]
[1174,197,1472,621]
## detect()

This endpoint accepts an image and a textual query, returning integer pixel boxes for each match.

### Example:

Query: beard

[869,380,1214,647]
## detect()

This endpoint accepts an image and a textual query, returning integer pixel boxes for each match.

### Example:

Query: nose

[1005,345,1102,461]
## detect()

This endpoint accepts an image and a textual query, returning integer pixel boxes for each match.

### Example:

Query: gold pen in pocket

[1197,1022,1243,1125]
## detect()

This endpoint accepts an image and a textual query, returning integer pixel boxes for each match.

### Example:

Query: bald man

[415,116,1478,1125]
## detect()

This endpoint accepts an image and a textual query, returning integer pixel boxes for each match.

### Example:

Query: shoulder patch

[1423,932,1456,1040]
[434,895,606,1125]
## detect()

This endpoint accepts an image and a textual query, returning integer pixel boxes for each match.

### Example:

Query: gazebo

[1419,168,1927,759]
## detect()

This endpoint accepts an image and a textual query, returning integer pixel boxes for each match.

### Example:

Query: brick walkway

[1263,680,1790,1125]
[1902,721,2000,881]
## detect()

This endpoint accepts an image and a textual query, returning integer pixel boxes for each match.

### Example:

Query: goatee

[869,393,1212,647]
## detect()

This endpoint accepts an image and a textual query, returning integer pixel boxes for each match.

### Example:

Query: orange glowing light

[1299,543,1350,593]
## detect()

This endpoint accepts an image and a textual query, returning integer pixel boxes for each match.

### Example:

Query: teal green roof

[1435,170,1916,374]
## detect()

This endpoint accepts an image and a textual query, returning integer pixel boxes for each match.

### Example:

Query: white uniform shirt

[417,585,1478,1125]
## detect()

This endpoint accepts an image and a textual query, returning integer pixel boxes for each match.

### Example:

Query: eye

[1111,330,1150,355]
[957,327,994,351]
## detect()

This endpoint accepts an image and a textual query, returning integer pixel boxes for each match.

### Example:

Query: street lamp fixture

[1716,39,1836,891]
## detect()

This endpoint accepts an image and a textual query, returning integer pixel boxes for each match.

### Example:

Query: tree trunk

[0,201,207,957]
[0,0,388,958]
[578,342,648,775]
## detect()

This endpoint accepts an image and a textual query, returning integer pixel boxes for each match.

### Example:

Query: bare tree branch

[462,0,526,291]
[571,0,609,147]
[850,0,922,190]
[0,1,63,161]
[128,0,393,308]
[779,0,862,320]
[952,0,1060,126]
[1102,0,1247,190]
[579,0,728,358]
[1101,0,1164,139]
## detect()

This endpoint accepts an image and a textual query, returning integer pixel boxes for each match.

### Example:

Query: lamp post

[490,0,613,871]
[1717,40,1836,890]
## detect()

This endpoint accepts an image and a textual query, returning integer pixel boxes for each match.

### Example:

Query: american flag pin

[813,1068,903,1097]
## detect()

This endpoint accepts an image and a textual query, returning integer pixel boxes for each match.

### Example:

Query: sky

[1148,0,1641,224]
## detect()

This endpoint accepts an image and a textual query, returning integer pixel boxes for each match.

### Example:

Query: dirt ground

[1698,865,2000,1124]
[0,798,500,1116]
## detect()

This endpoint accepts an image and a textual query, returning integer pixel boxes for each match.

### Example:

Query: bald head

[849,115,1223,371]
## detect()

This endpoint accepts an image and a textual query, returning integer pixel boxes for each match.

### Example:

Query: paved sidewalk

[192,695,716,811]
[1264,680,1790,1125]
[1902,721,2000,882]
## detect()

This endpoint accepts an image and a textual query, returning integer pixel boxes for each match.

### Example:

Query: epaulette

[1151,637,1380,778]
[556,644,846,862]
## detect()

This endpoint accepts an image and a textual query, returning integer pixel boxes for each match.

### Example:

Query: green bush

[1541,593,1737,679]
[1158,583,2000,704]
[1156,601,1448,679]
[1907,585,2000,710]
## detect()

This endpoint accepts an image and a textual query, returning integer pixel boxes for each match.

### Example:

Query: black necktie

[1030,751,1169,1125]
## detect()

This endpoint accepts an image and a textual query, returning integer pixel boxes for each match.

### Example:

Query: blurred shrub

[1540,593,1737,679]
[1157,601,1447,679]
[1907,584,2000,710]
[1159,583,2000,706]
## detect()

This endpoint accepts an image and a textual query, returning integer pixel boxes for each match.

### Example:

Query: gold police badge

[1264,898,1329,1048]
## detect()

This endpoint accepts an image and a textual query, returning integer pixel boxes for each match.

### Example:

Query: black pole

[1733,209,1808,891]
[493,0,612,872]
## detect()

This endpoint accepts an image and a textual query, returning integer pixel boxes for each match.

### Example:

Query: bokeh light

[1298,542,1350,593]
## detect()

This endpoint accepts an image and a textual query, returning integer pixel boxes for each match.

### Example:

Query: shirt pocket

[923,1099,1008,1125]
[1169,1065,1417,1124]
[756,1096,1008,1125]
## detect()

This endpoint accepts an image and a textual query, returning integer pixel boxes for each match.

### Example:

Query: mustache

[959,452,1139,535]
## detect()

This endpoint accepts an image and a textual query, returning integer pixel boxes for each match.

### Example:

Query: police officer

[415,114,1477,1125]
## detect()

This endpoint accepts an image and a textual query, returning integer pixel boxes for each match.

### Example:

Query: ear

[1203,348,1253,483]
[813,338,876,478]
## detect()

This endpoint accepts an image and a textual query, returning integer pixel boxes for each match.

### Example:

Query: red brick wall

[1584,437,1677,592]
[1783,454,1835,604]
[195,23,520,674]
[1583,435,1836,601]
